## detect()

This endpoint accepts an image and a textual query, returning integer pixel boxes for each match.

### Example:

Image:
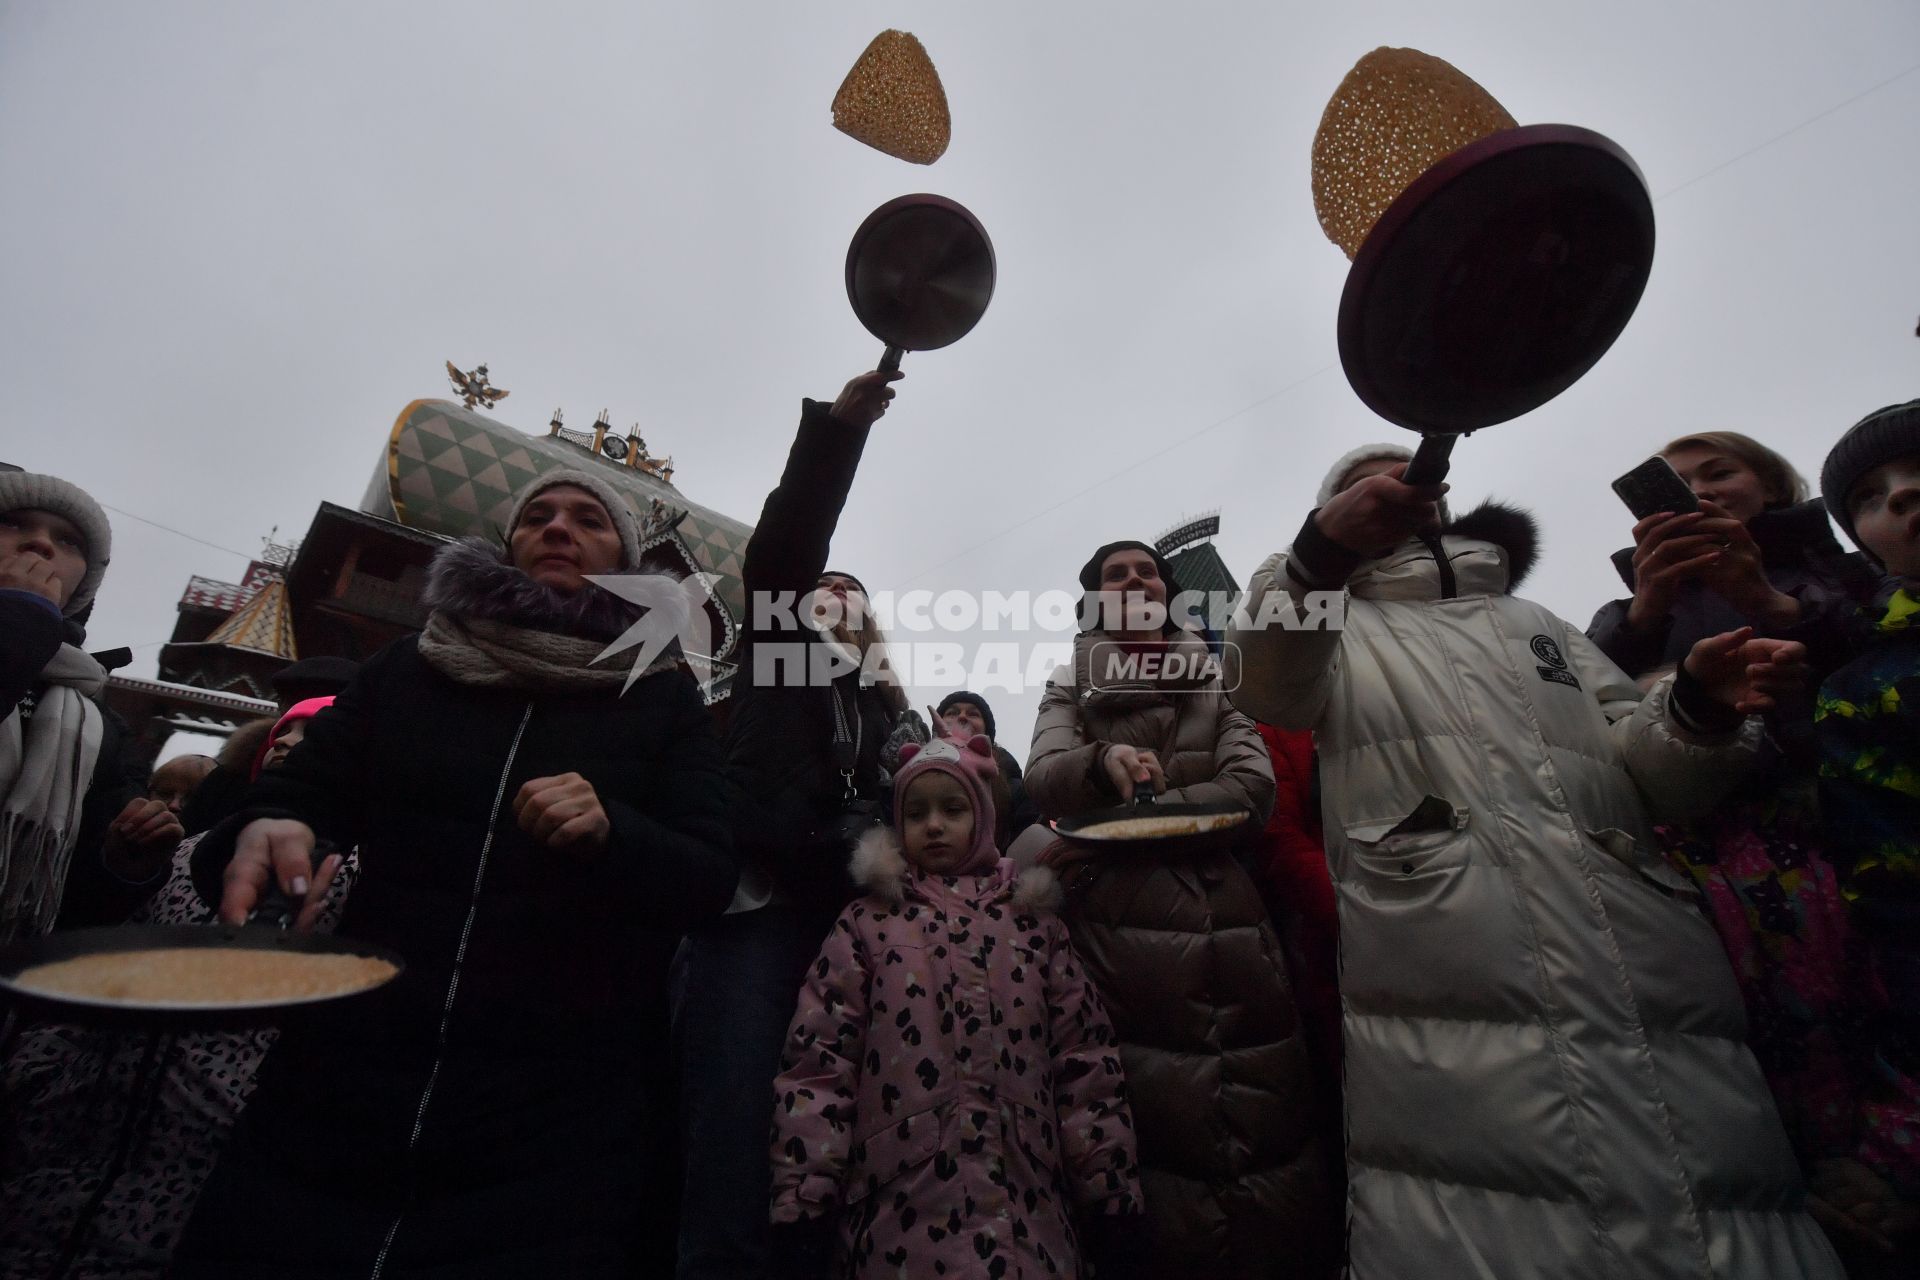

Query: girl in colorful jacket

[769,734,1144,1280]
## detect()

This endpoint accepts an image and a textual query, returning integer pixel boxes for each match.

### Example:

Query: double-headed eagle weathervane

[446,361,510,410]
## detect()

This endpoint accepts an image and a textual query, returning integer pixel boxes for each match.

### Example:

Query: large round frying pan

[0,924,405,1030]
[1338,123,1655,485]
[845,194,996,373]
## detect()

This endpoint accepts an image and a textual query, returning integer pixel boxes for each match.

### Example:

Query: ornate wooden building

[107,365,755,749]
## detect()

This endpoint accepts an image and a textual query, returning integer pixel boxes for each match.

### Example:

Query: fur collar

[422,537,647,644]
[1442,500,1539,591]
[849,827,1063,913]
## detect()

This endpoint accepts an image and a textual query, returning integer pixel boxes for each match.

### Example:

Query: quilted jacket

[770,831,1141,1278]
[1025,629,1335,1279]
[1226,502,1844,1279]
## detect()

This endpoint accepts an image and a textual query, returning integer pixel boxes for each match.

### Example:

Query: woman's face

[940,701,989,741]
[900,770,977,874]
[812,573,870,640]
[1663,446,1772,524]
[0,508,89,609]
[509,485,625,593]
[1097,549,1167,632]
[262,719,308,772]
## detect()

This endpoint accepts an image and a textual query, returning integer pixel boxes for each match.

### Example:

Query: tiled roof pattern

[180,576,253,613]
[203,576,298,659]
[379,399,754,627]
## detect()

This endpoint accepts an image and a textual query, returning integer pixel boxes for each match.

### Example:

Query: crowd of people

[0,380,1915,1279]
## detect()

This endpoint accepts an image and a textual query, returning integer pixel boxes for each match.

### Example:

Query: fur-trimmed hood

[422,536,659,644]
[849,826,1063,913]
[1442,500,1539,591]
[1346,500,1541,603]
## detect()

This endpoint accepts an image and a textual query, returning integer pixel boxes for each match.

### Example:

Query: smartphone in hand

[1612,457,1701,520]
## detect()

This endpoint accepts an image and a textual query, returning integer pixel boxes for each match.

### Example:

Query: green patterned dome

[363,398,754,652]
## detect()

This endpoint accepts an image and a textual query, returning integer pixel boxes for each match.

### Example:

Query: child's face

[261,719,308,773]
[1847,456,1920,580]
[900,771,977,874]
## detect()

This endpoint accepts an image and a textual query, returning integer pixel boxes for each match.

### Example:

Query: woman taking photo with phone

[1589,431,1872,683]
[1586,431,1879,1249]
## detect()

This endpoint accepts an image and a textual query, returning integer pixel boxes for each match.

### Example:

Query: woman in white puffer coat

[1224,446,1844,1280]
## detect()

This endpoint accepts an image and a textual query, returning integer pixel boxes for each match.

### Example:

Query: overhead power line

[100,504,252,561]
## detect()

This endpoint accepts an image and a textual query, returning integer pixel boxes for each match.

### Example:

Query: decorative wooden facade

[109,370,756,747]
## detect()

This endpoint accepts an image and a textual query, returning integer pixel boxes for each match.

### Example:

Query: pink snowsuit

[771,737,1143,1279]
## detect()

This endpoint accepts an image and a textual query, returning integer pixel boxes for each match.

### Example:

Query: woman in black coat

[672,370,908,1280]
[174,469,735,1279]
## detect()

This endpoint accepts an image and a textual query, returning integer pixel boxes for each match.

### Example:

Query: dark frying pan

[0,924,405,1030]
[1337,123,1655,485]
[845,193,996,373]
[1052,795,1253,857]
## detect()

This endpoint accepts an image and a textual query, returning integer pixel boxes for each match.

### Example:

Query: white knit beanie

[0,471,113,617]
[505,468,642,569]
[1314,442,1451,521]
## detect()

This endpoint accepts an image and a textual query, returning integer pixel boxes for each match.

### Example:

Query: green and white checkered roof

[364,398,755,635]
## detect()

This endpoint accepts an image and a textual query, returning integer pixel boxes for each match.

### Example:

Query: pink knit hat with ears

[892,734,1001,874]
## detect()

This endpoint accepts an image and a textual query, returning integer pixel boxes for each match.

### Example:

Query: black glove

[769,1215,837,1280]
[1081,1211,1151,1280]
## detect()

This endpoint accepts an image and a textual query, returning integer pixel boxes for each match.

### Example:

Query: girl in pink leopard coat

[769,734,1144,1280]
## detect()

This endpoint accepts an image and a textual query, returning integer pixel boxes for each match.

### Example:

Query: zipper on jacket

[1419,532,1458,599]
[369,701,534,1280]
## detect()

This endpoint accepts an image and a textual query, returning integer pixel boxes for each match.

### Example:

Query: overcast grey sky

[4,1,1916,755]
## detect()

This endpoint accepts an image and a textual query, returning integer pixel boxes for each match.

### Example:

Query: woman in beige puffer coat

[1025,538,1336,1280]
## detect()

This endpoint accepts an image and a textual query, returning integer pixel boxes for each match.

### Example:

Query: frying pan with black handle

[845,194,996,373]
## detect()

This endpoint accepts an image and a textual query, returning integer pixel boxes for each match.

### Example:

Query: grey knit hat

[0,471,113,617]
[505,468,642,569]
[1316,442,1452,521]
[1821,399,1920,561]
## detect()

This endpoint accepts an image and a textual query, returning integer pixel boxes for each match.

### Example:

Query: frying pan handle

[877,345,904,374]
[1402,434,1459,487]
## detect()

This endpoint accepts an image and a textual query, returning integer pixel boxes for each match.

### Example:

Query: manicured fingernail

[289,876,308,896]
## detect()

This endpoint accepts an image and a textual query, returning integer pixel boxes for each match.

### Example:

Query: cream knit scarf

[1,643,107,941]
[416,611,639,692]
